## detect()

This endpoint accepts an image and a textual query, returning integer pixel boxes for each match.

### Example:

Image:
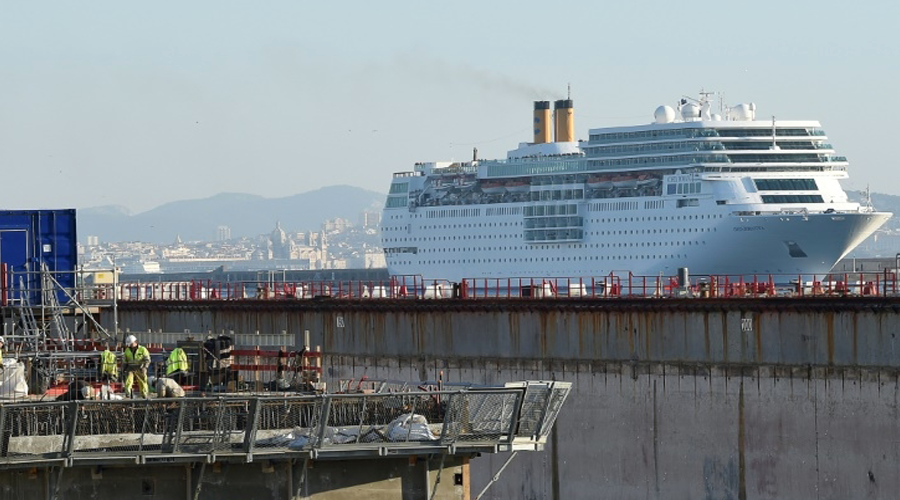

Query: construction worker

[57,379,98,401]
[122,335,151,398]
[99,340,118,381]
[0,336,5,372]
[98,340,118,399]
[165,345,189,384]
[153,376,186,398]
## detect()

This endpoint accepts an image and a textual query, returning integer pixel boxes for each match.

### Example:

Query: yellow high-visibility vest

[124,345,150,368]
[166,347,188,375]
[100,349,118,377]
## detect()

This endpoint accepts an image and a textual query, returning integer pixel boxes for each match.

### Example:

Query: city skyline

[2,1,898,212]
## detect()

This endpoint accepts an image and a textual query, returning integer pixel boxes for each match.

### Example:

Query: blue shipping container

[0,209,77,305]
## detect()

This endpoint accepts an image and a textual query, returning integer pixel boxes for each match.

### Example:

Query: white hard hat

[0,336,5,343]
[81,385,96,400]
[125,335,137,345]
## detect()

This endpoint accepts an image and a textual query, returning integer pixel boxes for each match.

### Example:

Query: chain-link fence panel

[514,383,551,438]
[509,381,572,440]
[70,400,172,457]
[315,392,448,449]
[441,391,520,444]
[165,398,249,454]
[252,397,323,452]
[0,402,68,465]
[538,384,571,437]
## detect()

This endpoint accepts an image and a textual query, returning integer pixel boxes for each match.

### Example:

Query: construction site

[0,210,571,500]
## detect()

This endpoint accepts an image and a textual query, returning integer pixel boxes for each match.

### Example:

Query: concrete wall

[108,298,900,499]
[0,456,470,500]
[325,357,900,500]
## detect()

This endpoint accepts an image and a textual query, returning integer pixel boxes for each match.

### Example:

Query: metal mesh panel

[319,393,447,448]
[0,403,68,464]
[70,400,173,456]
[442,391,519,443]
[252,397,323,451]
[515,384,551,438]
[538,385,571,437]
[166,398,249,453]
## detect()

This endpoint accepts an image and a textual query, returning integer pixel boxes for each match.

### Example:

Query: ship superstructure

[381,93,891,281]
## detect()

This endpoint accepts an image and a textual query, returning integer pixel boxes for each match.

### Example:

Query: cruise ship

[381,92,891,281]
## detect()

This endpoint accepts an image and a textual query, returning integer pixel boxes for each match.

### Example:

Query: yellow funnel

[533,101,551,144]
[554,99,574,143]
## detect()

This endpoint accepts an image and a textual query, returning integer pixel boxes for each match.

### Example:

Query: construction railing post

[506,388,524,444]
[63,402,79,459]
[242,398,261,455]
[315,396,333,451]
[0,404,8,458]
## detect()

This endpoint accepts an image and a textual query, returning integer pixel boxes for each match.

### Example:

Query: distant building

[216,225,232,241]
[365,250,386,269]
[270,222,292,259]
[86,235,100,246]
[323,218,352,233]
[360,211,381,229]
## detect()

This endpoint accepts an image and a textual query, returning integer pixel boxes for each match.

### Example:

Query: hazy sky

[2,1,898,213]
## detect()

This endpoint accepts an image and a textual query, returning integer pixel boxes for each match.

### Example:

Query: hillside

[79,185,385,243]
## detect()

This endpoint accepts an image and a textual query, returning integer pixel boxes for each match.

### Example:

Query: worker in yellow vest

[99,340,118,381]
[123,335,151,398]
[98,340,118,399]
[165,346,189,384]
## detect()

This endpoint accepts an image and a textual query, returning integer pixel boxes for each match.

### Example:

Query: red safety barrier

[108,271,900,302]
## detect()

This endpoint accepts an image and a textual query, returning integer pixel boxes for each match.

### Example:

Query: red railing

[110,271,899,301]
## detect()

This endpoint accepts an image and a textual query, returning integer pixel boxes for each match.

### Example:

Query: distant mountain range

[79,185,385,244]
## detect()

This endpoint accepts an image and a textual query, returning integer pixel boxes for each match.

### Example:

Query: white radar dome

[654,105,676,124]
[681,103,701,121]
[730,103,756,121]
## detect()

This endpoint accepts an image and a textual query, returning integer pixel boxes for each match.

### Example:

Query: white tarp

[386,413,438,442]
[0,360,29,399]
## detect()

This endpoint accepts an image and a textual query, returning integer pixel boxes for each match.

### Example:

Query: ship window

[761,195,824,203]
[755,178,817,191]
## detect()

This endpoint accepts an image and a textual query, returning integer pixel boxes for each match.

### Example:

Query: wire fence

[0,381,570,467]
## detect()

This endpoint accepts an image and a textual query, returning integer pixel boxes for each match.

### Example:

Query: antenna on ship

[770,116,780,150]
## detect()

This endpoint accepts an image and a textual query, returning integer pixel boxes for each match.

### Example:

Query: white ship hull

[383,201,889,281]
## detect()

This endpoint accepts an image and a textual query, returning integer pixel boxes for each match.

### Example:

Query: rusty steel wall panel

[110,298,900,369]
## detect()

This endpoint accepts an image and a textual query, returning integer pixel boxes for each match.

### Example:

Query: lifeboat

[480,180,507,195]
[636,174,659,187]
[505,179,531,193]
[586,175,613,189]
[611,175,638,189]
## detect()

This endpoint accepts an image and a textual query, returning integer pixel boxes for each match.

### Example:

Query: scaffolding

[1,266,117,392]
